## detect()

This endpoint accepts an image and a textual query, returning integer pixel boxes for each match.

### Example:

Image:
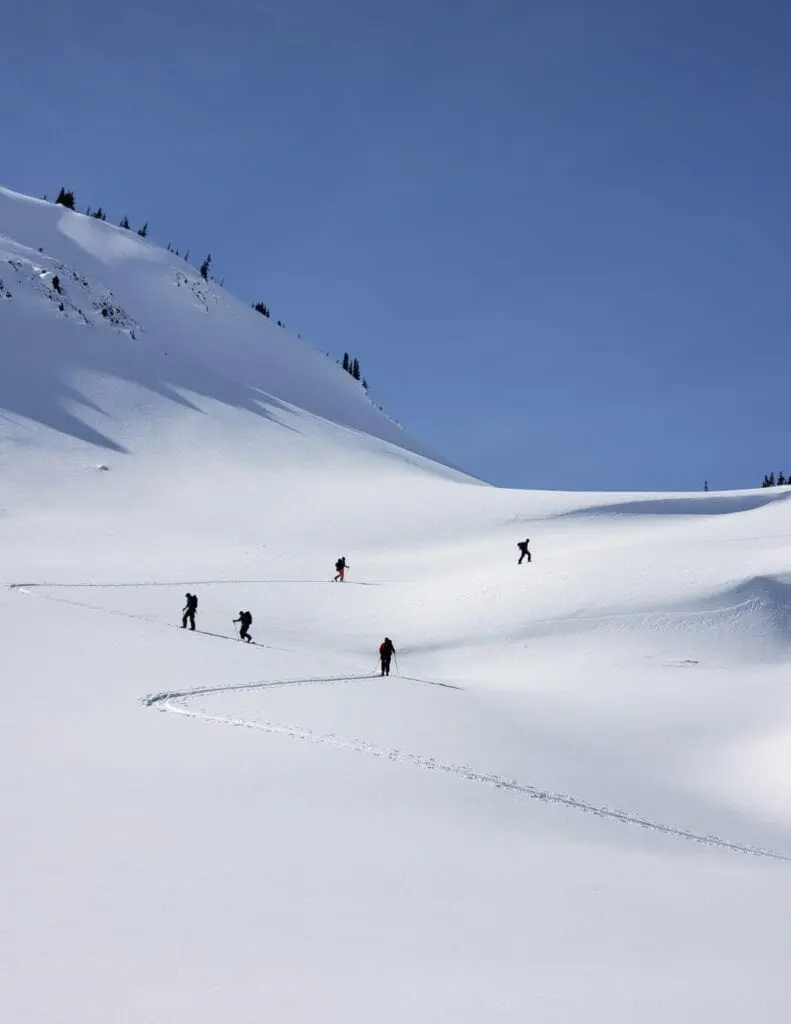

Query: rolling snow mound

[511,573,791,662]
[556,490,791,518]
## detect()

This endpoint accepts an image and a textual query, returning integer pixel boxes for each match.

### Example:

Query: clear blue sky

[3,0,790,490]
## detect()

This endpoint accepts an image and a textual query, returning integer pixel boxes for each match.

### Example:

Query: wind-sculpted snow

[556,490,791,518]
[507,573,791,660]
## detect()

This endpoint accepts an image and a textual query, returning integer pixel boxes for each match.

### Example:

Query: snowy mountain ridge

[0,184,461,472]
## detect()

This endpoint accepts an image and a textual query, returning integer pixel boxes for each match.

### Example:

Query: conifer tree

[137,222,148,237]
[120,215,130,229]
[199,254,212,280]
[342,352,349,372]
[253,301,270,317]
[352,357,361,381]
[92,207,106,220]
[55,187,76,210]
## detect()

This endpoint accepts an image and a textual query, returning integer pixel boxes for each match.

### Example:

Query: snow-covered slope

[0,185,461,469]
[2,185,791,1024]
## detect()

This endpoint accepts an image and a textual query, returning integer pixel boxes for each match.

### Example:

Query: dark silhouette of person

[517,539,531,564]
[334,556,349,582]
[379,637,395,676]
[182,592,198,630]
[234,610,253,643]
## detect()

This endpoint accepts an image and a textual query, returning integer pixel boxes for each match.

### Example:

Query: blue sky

[2,0,790,490]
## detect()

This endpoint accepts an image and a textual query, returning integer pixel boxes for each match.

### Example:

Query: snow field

[3,184,791,1022]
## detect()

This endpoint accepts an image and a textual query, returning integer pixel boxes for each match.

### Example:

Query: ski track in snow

[10,578,387,588]
[10,580,791,864]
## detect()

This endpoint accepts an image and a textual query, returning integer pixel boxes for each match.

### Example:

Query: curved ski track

[10,580,791,864]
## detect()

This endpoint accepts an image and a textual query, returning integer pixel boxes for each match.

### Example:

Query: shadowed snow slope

[558,490,791,518]
[0,185,462,468]
[2,185,791,1024]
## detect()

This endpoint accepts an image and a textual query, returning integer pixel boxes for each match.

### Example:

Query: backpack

[192,595,199,609]
[335,559,344,571]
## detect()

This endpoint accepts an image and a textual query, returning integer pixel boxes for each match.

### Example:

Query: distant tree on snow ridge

[55,187,76,210]
[339,352,366,386]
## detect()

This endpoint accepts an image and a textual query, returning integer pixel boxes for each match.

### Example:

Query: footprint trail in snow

[11,579,791,865]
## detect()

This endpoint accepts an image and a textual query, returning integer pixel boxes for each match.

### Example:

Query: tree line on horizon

[342,352,368,390]
[761,472,789,487]
[52,186,216,285]
[49,186,372,392]
[54,187,148,237]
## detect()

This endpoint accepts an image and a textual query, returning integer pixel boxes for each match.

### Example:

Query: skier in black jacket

[379,637,395,676]
[517,539,531,565]
[234,610,253,643]
[182,592,198,630]
[333,556,349,582]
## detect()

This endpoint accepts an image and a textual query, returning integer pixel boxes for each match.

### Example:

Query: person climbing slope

[182,592,198,630]
[517,539,532,564]
[234,610,253,643]
[333,556,349,582]
[379,636,395,676]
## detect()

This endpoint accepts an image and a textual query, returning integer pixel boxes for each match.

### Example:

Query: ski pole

[393,651,400,676]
